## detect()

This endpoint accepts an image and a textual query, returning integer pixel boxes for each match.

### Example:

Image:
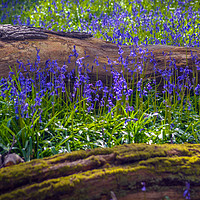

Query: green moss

[139,155,200,176]
[0,160,49,186]
[1,143,200,200]
[0,165,147,200]
[44,147,113,165]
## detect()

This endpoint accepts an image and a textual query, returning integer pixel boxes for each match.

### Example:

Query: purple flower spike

[141,182,146,192]
[183,182,191,200]
[73,45,79,58]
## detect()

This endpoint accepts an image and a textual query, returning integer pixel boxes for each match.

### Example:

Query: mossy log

[1,143,200,200]
[0,25,200,86]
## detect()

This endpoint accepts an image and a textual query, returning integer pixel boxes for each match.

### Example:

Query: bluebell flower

[141,182,146,191]
[195,84,200,95]
[137,78,142,92]
[183,182,190,200]
[87,103,94,112]
[93,56,99,66]
[95,80,103,90]
[126,104,134,112]
[73,45,79,58]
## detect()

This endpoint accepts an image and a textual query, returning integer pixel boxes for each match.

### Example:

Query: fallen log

[1,143,200,200]
[0,25,199,87]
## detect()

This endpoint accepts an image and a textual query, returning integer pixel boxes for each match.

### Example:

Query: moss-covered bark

[1,143,200,200]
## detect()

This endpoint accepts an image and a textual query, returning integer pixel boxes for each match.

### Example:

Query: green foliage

[0,0,200,160]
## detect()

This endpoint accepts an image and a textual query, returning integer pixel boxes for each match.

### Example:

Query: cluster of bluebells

[0,46,135,121]
[0,44,199,125]
[1,0,199,47]
[159,51,200,105]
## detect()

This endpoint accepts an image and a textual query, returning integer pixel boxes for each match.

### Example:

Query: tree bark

[1,143,200,200]
[0,25,199,86]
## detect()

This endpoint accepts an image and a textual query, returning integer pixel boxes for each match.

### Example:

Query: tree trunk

[1,143,200,200]
[0,25,199,86]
